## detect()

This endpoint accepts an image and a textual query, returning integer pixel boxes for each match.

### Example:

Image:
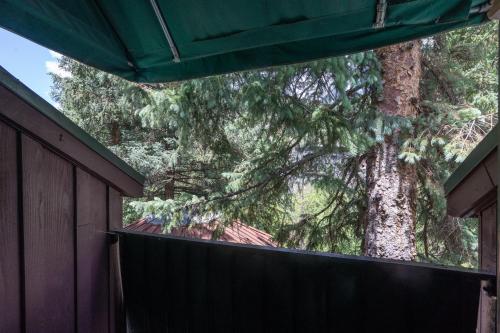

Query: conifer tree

[51,23,497,267]
[364,41,421,261]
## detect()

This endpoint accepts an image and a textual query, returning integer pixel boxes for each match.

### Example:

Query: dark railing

[119,231,494,333]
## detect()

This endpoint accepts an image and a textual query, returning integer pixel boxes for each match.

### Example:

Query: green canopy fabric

[0,0,491,83]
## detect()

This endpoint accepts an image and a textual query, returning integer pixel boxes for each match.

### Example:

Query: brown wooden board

[483,150,497,186]
[22,135,75,333]
[0,85,143,197]
[76,168,109,333]
[480,203,497,274]
[447,162,495,217]
[477,280,495,333]
[0,121,20,333]
[109,187,124,333]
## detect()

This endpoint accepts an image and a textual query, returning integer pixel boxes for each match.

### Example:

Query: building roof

[126,218,276,247]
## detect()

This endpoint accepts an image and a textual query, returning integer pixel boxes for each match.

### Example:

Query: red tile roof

[125,218,163,234]
[125,219,276,247]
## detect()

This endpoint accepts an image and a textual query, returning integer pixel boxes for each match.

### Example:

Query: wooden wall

[477,202,497,333]
[446,149,497,333]
[479,203,496,274]
[0,119,124,333]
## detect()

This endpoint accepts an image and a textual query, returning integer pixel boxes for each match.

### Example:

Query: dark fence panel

[119,232,494,333]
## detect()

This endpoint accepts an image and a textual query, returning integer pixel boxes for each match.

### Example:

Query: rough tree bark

[364,41,421,261]
[165,171,175,199]
[110,121,121,145]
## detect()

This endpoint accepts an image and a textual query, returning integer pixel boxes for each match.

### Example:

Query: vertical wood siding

[76,168,109,333]
[22,135,75,333]
[0,119,125,333]
[109,188,124,333]
[480,203,496,273]
[478,203,496,333]
[0,122,20,333]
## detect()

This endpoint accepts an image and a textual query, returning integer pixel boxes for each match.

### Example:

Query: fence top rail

[116,229,495,279]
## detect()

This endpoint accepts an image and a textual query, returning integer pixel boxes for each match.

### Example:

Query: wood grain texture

[0,85,143,196]
[0,121,20,333]
[76,168,108,333]
[483,150,497,186]
[480,204,496,274]
[109,187,123,231]
[477,280,495,333]
[109,187,124,333]
[22,135,75,333]
[447,163,495,217]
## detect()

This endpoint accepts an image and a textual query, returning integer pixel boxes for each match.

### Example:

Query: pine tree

[50,23,497,266]
[364,41,421,261]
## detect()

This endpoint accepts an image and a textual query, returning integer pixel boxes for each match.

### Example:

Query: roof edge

[0,65,145,185]
[444,124,498,195]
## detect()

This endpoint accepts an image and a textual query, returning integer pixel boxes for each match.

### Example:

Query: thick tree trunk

[165,174,175,199]
[364,41,421,261]
[110,121,121,145]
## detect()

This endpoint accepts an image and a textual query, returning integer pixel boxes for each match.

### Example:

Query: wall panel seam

[16,131,26,333]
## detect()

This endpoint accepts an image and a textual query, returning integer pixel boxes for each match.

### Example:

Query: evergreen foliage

[51,23,498,267]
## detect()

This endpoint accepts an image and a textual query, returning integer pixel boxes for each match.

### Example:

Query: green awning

[0,0,491,83]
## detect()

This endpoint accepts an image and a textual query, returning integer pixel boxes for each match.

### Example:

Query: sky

[0,27,62,105]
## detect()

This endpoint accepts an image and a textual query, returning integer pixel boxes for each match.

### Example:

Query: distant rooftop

[126,217,276,247]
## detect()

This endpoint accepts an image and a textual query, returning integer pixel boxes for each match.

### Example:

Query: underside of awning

[0,0,492,83]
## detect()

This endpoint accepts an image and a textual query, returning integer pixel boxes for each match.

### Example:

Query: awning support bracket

[374,0,387,29]
[149,0,181,63]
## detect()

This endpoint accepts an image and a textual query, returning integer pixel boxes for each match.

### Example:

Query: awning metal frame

[149,0,181,63]
[374,0,387,28]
